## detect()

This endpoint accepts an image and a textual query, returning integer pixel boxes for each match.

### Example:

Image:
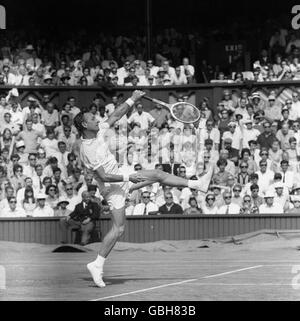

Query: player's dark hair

[73,112,85,137]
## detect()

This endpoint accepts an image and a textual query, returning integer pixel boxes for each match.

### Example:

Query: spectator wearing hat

[273,182,290,211]
[277,107,293,130]
[241,119,260,148]
[32,193,54,217]
[54,198,71,217]
[0,196,26,218]
[286,195,300,213]
[217,191,240,214]
[256,121,277,151]
[250,92,265,112]
[259,191,283,214]
[60,191,100,245]
[264,95,281,123]
[222,121,242,151]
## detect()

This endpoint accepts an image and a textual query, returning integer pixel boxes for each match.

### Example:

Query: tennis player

[74,90,213,287]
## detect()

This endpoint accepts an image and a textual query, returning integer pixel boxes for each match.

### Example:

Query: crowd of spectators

[1,84,300,220]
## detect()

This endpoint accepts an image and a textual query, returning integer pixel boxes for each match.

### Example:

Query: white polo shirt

[32,205,54,217]
[132,202,159,215]
[259,203,283,214]
[128,111,154,130]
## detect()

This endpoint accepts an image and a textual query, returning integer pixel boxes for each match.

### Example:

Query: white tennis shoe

[87,262,106,288]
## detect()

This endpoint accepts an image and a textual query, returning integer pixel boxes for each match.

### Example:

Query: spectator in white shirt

[171,66,188,85]
[23,153,38,179]
[280,160,294,191]
[256,160,275,195]
[127,103,155,131]
[259,190,283,214]
[40,129,59,158]
[63,183,81,212]
[217,191,241,214]
[179,57,195,83]
[132,191,159,215]
[0,185,15,211]
[32,193,54,217]
[2,65,16,85]
[146,59,159,77]
[0,196,26,218]
[242,120,260,148]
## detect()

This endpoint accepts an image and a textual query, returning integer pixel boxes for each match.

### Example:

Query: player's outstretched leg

[87,206,125,288]
[129,165,213,193]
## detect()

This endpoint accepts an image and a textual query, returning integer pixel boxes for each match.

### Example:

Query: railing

[1,214,300,244]
[2,80,300,114]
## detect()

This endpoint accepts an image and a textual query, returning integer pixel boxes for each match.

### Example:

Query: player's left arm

[106,90,145,127]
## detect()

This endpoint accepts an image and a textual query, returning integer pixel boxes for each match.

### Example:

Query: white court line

[91,265,263,301]
[191,283,293,286]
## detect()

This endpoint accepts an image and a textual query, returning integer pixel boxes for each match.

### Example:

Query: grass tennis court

[2,232,300,301]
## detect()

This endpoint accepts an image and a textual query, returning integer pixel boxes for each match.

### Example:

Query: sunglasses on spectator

[207,197,215,201]
[66,188,73,191]
[260,164,267,167]
[224,196,232,199]
[143,196,150,199]
[233,189,241,192]
[49,188,56,191]
[240,165,248,168]
[244,199,251,203]
[180,170,186,173]
[9,200,17,203]
[261,153,268,156]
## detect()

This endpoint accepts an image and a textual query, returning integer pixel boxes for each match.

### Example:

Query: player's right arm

[106,90,145,127]
[94,165,147,184]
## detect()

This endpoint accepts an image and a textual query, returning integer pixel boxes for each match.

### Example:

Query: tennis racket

[142,95,200,124]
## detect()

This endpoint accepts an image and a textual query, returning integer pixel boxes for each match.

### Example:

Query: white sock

[188,180,199,189]
[94,255,105,268]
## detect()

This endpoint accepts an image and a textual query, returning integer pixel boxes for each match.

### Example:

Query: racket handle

[142,95,155,102]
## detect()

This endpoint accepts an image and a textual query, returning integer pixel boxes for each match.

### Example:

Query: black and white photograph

[1,0,300,307]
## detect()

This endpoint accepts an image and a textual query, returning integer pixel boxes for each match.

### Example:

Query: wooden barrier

[1,214,300,245]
